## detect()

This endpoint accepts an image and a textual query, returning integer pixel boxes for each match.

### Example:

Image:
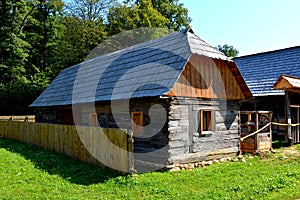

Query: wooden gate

[239,111,273,153]
[0,121,134,173]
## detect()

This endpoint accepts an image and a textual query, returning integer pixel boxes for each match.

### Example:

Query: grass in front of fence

[1,137,300,200]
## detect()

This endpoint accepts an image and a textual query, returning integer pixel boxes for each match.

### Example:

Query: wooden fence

[0,115,35,122]
[0,121,134,173]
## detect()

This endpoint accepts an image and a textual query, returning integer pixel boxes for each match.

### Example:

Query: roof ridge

[236,45,300,59]
[186,31,229,60]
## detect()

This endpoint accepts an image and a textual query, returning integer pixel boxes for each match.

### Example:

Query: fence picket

[0,121,133,173]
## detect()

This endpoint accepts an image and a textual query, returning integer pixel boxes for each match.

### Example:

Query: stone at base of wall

[167,156,234,172]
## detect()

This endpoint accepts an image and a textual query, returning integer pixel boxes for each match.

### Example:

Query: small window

[89,113,97,126]
[200,110,214,133]
[82,112,89,126]
[131,111,144,137]
[98,111,108,128]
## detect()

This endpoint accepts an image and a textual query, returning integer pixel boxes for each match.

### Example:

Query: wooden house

[31,28,251,170]
[273,75,300,144]
[234,46,300,144]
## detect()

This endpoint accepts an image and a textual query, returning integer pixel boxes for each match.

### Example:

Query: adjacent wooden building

[273,75,300,144]
[234,46,300,144]
[31,28,252,171]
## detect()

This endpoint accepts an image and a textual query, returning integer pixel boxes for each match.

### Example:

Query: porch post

[285,91,293,146]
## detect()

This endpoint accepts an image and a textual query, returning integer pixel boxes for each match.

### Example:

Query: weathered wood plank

[0,121,132,173]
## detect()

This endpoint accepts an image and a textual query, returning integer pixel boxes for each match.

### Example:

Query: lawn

[0,137,300,200]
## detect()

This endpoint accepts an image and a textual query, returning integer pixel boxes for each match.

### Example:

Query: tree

[55,0,111,68]
[55,16,107,67]
[0,0,29,84]
[64,0,115,22]
[24,0,64,76]
[216,44,239,58]
[107,0,169,35]
[126,0,191,31]
[0,0,62,114]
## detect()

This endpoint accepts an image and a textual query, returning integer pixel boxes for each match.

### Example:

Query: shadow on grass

[0,137,120,185]
[272,134,287,149]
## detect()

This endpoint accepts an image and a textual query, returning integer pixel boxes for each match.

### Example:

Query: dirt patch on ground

[255,144,300,160]
[273,145,300,159]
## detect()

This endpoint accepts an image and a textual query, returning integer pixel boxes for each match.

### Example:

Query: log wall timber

[167,55,246,100]
[168,97,240,164]
[35,97,170,155]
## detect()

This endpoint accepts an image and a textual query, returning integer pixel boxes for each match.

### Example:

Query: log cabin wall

[168,97,240,164]
[35,106,77,125]
[168,55,246,100]
[35,97,170,153]
[78,97,170,150]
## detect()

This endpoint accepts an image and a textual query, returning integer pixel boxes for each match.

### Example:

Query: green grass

[1,137,300,200]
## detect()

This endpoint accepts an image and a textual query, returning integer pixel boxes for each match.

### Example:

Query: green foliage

[86,27,173,60]
[54,16,108,68]
[217,44,239,58]
[54,0,112,69]
[0,0,191,114]
[64,0,115,21]
[127,0,191,30]
[150,0,191,30]
[24,0,64,73]
[0,0,61,114]
[0,0,29,84]
[1,138,300,199]
[107,0,169,35]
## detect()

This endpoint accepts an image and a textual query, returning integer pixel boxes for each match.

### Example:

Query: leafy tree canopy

[216,44,239,58]
[126,0,191,30]
[0,0,192,114]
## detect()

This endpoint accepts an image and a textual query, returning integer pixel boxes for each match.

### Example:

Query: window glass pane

[98,112,108,128]
[199,109,214,134]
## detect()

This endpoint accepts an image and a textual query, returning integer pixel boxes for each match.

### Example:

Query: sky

[180,0,300,56]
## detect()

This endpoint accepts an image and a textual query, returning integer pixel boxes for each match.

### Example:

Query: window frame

[199,109,215,134]
[131,111,144,137]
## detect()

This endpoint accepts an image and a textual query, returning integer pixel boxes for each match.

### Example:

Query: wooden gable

[167,54,247,100]
[273,75,300,93]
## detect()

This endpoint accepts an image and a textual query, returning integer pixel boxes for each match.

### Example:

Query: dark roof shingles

[234,46,300,96]
[31,29,230,107]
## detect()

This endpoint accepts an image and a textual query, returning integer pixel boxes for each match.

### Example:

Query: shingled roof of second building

[234,46,300,96]
[31,28,237,107]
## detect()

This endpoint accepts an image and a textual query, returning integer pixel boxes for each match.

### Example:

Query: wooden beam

[290,105,300,108]
[255,113,259,151]
[247,113,252,133]
[297,107,300,143]
[285,91,293,145]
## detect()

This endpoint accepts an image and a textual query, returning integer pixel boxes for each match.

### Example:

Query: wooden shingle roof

[31,29,248,107]
[234,46,300,96]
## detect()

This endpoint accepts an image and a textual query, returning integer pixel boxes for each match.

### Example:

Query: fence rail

[0,121,133,173]
[0,115,35,122]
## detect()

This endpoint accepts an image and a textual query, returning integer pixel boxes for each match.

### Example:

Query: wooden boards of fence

[0,121,133,173]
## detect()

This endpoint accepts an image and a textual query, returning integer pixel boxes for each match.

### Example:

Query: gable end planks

[167,55,247,100]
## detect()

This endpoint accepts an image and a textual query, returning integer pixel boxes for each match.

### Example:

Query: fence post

[0,121,4,137]
[127,129,135,174]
